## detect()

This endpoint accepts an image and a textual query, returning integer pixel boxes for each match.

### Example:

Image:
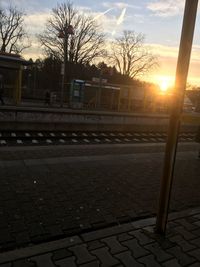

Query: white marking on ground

[134,133,140,136]
[0,140,6,144]
[124,138,130,142]
[72,139,78,143]
[92,133,97,136]
[94,138,100,142]
[82,133,88,136]
[61,133,66,137]
[115,138,121,142]
[83,139,90,143]
[72,133,77,137]
[141,138,148,141]
[101,133,107,136]
[46,139,52,144]
[110,133,115,136]
[32,139,38,144]
[25,133,30,137]
[38,133,43,137]
[11,133,16,137]
[105,138,111,142]
[17,139,23,144]
[59,139,65,143]
[50,133,55,137]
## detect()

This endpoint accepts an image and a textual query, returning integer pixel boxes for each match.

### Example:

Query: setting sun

[160,80,169,92]
[155,76,174,93]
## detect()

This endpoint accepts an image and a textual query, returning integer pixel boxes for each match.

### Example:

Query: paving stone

[138,254,161,267]
[191,228,200,237]
[167,246,196,266]
[129,229,154,245]
[117,233,133,242]
[52,248,72,261]
[80,262,100,267]
[145,243,173,262]
[115,251,144,267]
[68,244,96,264]
[169,235,196,252]
[13,259,36,267]
[87,240,105,251]
[55,256,77,267]
[101,236,127,254]
[31,253,55,267]
[189,248,200,261]
[176,218,198,231]
[91,247,119,267]
[162,259,182,267]
[191,238,200,247]
[122,239,149,258]
[158,238,176,250]
[174,226,196,240]
[193,221,200,227]
[188,263,200,267]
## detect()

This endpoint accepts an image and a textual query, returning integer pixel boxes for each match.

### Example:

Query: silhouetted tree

[109,30,158,79]
[0,5,30,53]
[39,1,106,64]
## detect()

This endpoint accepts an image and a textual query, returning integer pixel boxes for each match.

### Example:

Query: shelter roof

[0,52,31,69]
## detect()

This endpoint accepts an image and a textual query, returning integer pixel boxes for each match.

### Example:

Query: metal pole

[156,0,199,235]
[60,33,68,107]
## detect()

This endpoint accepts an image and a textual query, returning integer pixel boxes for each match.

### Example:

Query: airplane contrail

[116,7,126,25]
[92,8,114,21]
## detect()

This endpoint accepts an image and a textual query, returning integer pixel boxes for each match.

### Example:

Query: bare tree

[39,2,106,64]
[0,5,29,54]
[110,31,158,78]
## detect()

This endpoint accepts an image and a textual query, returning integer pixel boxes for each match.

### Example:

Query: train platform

[0,207,200,266]
[0,143,199,259]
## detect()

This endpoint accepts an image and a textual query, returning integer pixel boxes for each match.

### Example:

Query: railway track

[0,131,196,146]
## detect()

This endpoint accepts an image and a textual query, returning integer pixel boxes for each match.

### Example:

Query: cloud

[102,2,140,10]
[147,0,184,17]
[24,12,50,35]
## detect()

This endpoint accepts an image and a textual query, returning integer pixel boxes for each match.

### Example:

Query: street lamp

[58,24,74,107]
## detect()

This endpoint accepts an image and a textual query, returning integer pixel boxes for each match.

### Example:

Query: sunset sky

[1,0,200,86]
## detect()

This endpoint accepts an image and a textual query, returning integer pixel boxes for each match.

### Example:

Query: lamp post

[58,24,74,107]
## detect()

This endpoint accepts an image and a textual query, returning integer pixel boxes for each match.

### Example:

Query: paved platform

[0,143,199,254]
[1,207,200,266]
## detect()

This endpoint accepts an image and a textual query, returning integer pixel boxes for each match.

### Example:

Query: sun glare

[158,76,174,93]
[160,80,169,92]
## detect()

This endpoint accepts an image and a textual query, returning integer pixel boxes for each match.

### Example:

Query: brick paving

[1,208,200,266]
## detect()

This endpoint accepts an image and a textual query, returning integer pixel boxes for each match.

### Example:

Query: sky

[1,0,200,87]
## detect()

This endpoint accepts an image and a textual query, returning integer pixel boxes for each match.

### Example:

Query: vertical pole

[60,34,68,107]
[14,67,22,105]
[156,0,199,234]
[118,88,121,111]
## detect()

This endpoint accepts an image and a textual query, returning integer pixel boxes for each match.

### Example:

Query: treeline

[23,56,146,99]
